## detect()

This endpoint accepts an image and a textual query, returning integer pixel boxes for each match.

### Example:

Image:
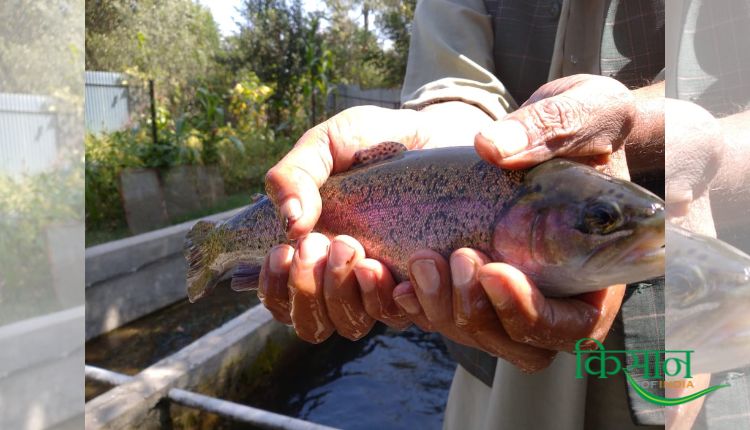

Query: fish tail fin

[184,220,222,303]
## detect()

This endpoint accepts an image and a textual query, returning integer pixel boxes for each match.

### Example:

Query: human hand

[400,74,653,371]
[474,74,641,169]
[387,248,624,373]
[260,104,492,342]
[258,234,411,343]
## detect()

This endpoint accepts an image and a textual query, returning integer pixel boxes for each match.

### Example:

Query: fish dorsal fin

[351,141,408,168]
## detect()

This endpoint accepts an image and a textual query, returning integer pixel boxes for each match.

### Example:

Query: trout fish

[185,145,665,302]
[666,223,750,374]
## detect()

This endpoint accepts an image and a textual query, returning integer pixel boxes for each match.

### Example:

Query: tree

[321,0,384,88]
[321,0,415,88]
[0,1,84,99]
[85,0,221,98]
[375,0,416,87]
[224,0,331,133]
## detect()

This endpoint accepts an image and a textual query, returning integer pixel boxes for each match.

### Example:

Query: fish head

[666,223,750,373]
[492,159,665,296]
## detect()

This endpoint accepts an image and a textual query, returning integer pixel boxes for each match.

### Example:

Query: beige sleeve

[400,0,517,119]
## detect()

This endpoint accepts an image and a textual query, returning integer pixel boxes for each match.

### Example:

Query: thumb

[265,126,333,239]
[475,78,634,169]
[478,263,624,351]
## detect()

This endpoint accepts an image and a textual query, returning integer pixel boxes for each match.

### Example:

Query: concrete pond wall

[85,206,313,428]
[119,165,226,234]
[1,306,85,429]
[85,207,242,341]
[85,304,299,429]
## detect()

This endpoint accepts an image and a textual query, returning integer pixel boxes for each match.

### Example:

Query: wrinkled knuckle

[527,97,584,143]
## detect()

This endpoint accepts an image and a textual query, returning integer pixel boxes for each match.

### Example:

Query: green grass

[85,192,254,248]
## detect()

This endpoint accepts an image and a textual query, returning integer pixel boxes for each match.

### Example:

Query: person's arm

[401,0,516,118]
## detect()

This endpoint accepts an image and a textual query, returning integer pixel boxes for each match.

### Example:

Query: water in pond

[85,285,257,401]
[225,324,457,430]
[87,281,458,428]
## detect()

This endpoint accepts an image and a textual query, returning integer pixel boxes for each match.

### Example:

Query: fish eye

[578,200,623,235]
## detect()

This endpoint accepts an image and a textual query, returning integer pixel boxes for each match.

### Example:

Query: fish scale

[319,150,519,281]
[185,145,665,302]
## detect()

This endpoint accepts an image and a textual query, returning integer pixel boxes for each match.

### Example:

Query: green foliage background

[84,0,416,234]
[0,150,84,324]
[1,0,85,322]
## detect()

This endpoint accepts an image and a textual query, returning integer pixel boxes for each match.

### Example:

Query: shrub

[0,151,84,323]
[84,73,296,231]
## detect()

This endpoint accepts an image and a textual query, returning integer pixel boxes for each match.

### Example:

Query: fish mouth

[619,235,665,267]
[583,228,665,275]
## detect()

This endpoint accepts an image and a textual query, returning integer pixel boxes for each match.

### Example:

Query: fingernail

[329,240,355,269]
[394,293,421,315]
[281,198,302,223]
[411,259,440,294]
[269,246,290,273]
[479,120,529,158]
[450,254,476,288]
[479,274,513,310]
[298,236,327,264]
[353,266,376,294]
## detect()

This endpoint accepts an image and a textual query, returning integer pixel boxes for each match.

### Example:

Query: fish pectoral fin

[230,264,261,292]
[351,141,408,168]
